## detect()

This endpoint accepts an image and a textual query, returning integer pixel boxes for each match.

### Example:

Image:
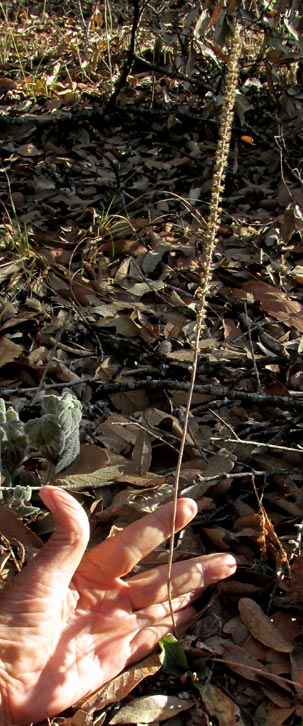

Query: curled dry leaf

[238,598,293,653]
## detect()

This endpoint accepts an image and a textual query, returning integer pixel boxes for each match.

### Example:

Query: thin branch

[213,658,302,691]
[0,377,96,396]
[132,53,212,91]
[244,302,262,392]
[106,0,142,111]
[212,436,303,454]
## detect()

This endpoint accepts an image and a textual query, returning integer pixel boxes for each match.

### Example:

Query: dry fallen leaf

[16,143,42,157]
[131,429,152,475]
[238,598,293,653]
[261,704,296,726]
[109,694,194,724]
[0,507,42,550]
[199,683,246,726]
[0,77,16,90]
[222,641,270,681]
[202,450,236,478]
[0,336,23,368]
[240,280,303,332]
[76,653,161,712]
[0,260,24,284]
[55,465,125,490]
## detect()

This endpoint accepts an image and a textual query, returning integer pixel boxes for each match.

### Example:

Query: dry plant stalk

[167,23,242,628]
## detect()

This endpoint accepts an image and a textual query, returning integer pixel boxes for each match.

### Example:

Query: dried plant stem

[167,24,242,630]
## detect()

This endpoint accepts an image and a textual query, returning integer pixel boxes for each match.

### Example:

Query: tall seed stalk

[167,23,242,627]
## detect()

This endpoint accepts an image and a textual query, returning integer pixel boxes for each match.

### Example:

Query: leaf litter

[1,1,303,725]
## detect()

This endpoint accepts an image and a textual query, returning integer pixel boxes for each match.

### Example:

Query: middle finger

[127,553,237,610]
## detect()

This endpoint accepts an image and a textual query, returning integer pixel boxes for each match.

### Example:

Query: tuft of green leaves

[25,392,82,473]
[159,634,207,685]
[0,398,28,482]
[0,393,82,505]
[159,634,189,676]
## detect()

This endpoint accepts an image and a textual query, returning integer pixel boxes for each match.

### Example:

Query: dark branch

[1,378,303,412]
[105,0,141,111]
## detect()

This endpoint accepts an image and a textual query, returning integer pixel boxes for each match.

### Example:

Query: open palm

[0,487,236,725]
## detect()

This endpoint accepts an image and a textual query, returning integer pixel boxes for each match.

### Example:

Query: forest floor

[1,2,303,725]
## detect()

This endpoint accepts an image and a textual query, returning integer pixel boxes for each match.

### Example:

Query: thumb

[23,486,90,592]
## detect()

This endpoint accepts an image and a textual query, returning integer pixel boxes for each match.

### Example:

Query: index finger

[84,498,197,579]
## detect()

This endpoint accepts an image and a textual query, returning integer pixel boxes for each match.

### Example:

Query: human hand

[0,487,237,725]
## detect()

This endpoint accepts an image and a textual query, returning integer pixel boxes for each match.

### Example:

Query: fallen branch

[1,378,303,411]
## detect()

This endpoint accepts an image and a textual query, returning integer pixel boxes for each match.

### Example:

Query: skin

[0,487,237,725]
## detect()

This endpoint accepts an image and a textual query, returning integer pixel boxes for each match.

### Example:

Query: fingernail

[206,553,237,583]
[220,554,237,576]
